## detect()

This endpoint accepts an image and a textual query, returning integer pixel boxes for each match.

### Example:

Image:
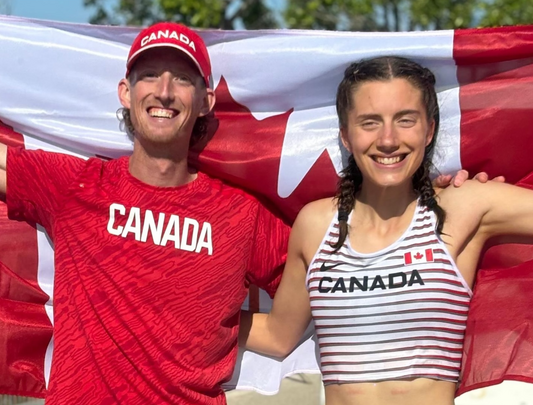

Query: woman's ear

[426,119,436,147]
[340,127,352,154]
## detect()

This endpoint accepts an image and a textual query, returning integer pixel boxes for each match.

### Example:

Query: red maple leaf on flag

[189,76,339,223]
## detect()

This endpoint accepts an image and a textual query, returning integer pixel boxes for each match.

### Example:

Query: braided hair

[331,56,445,251]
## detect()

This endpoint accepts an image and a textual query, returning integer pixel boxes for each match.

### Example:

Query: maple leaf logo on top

[189,76,339,223]
[404,249,434,265]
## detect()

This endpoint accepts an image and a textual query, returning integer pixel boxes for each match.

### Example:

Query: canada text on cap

[126,22,211,87]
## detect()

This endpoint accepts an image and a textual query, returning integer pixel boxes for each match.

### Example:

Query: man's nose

[154,73,175,102]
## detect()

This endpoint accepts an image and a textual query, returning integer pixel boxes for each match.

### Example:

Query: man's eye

[176,75,192,83]
[141,72,158,79]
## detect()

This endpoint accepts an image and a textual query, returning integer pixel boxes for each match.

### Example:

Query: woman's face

[340,78,435,189]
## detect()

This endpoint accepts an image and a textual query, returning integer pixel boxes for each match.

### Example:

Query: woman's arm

[443,180,533,242]
[479,181,533,238]
[239,205,320,358]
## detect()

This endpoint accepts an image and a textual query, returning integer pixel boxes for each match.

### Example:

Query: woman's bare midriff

[324,378,456,405]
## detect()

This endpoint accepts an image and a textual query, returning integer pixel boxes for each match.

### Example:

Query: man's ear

[198,88,216,117]
[118,78,131,109]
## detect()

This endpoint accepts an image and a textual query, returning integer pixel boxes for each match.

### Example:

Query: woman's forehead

[351,79,424,111]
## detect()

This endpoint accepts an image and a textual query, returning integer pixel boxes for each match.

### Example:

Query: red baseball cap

[126,22,211,87]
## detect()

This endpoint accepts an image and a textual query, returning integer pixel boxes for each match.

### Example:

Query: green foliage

[284,0,377,31]
[408,0,478,30]
[83,0,157,25]
[157,0,277,29]
[84,0,533,31]
[285,0,533,31]
[284,0,480,31]
[0,0,11,16]
[84,0,277,29]
[480,0,533,27]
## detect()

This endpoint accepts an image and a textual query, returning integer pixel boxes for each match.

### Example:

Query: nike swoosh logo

[319,262,342,272]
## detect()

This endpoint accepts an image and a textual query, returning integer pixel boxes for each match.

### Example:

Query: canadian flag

[0,15,533,399]
[404,249,435,265]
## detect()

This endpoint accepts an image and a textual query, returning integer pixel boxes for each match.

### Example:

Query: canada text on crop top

[306,203,473,384]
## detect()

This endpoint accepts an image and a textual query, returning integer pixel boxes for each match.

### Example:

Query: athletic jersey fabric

[306,203,473,384]
[6,147,290,405]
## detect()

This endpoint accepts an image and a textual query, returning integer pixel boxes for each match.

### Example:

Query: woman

[240,56,533,405]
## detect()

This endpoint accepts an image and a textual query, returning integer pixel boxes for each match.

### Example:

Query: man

[0,21,495,405]
[0,22,290,405]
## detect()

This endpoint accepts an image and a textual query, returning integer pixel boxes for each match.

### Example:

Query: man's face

[119,48,214,146]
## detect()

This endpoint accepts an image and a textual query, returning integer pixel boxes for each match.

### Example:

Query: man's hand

[433,170,505,188]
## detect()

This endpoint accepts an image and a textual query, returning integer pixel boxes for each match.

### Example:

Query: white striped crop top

[306,203,473,384]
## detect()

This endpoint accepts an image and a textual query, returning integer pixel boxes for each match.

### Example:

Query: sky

[6,0,96,24]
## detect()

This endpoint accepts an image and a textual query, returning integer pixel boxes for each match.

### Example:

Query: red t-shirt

[6,148,290,405]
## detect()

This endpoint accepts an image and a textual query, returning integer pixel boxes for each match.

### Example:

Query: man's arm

[0,142,6,198]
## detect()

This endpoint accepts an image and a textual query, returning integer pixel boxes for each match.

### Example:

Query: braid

[412,159,446,235]
[331,155,362,251]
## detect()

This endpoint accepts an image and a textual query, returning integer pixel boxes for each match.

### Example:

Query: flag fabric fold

[0,15,533,398]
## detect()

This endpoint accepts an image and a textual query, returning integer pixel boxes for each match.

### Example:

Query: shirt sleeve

[246,202,291,298]
[6,147,86,233]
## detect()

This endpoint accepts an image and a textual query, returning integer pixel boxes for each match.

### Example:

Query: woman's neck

[355,181,418,226]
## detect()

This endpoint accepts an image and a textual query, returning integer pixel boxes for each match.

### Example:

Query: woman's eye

[398,118,415,126]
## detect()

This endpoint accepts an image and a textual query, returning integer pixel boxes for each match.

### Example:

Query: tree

[284,0,533,31]
[479,0,533,27]
[0,0,11,16]
[84,0,533,31]
[84,0,160,25]
[84,0,278,29]
[284,0,479,31]
[284,0,377,31]
[408,0,478,30]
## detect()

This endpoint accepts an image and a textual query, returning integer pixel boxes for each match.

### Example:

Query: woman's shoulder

[293,197,337,234]
[290,197,338,259]
[298,197,337,219]
[437,179,489,207]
